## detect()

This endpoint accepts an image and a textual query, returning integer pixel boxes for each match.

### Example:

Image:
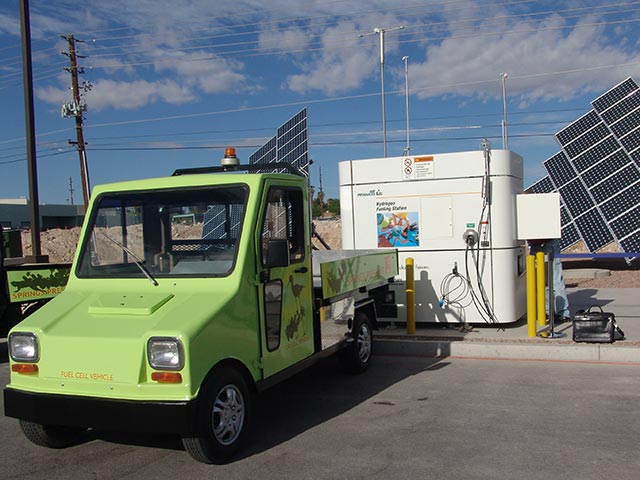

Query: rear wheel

[182,366,251,464]
[339,312,373,373]
[20,420,87,448]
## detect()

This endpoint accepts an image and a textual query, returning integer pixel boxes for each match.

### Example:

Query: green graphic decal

[320,251,398,299]
[7,267,70,302]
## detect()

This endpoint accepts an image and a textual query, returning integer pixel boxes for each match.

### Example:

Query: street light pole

[360,25,404,158]
[402,55,410,155]
[501,72,509,150]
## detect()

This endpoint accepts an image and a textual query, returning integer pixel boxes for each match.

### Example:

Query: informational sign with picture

[376,198,420,247]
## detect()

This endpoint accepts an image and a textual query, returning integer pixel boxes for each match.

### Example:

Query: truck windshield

[76,186,248,279]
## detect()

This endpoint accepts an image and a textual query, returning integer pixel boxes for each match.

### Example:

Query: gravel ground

[565,269,640,288]
[18,221,640,289]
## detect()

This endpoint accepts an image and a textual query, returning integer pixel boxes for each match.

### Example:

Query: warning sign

[401,156,435,180]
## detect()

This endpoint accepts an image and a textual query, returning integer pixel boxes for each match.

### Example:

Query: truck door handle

[294,267,308,273]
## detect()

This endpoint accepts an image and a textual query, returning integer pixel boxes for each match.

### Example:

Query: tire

[20,420,87,449]
[182,366,251,464]
[339,312,373,373]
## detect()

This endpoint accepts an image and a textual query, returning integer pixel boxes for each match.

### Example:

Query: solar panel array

[249,108,309,176]
[527,78,640,261]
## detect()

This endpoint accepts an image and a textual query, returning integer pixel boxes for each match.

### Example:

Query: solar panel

[528,77,640,260]
[563,123,610,159]
[610,108,640,137]
[249,136,276,165]
[592,78,638,113]
[599,181,640,220]
[556,110,600,146]
[250,108,309,176]
[544,151,576,188]
[581,150,630,188]
[574,208,613,251]
[526,176,554,193]
[559,179,594,217]
[619,127,640,152]
[610,204,640,239]
[559,223,581,250]
[620,233,640,254]
[560,205,572,227]
[600,90,640,124]
[589,164,640,203]
[571,137,621,172]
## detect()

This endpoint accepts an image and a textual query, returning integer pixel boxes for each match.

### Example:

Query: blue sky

[1,0,639,204]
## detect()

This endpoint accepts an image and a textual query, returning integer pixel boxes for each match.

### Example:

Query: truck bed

[312,249,398,300]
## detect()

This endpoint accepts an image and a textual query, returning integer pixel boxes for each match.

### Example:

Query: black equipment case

[572,305,625,343]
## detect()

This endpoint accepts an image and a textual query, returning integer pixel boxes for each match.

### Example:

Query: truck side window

[263,280,282,351]
[261,187,305,266]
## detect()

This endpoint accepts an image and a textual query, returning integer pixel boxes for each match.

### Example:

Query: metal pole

[360,26,404,158]
[379,29,387,158]
[403,55,410,155]
[501,72,508,150]
[19,0,42,259]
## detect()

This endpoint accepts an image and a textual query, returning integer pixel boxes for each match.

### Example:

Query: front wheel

[339,312,373,373]
[20,420,87,448]
[182,366,251,464]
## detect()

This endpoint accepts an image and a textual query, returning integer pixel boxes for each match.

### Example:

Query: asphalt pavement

[1,354,640,479]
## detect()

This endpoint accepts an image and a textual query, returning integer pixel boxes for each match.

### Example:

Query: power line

[81,1,639,61]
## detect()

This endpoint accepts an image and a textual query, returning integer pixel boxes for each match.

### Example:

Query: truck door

[258,183,314,378]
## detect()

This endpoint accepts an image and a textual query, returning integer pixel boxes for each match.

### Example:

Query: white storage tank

[339,147,527,325]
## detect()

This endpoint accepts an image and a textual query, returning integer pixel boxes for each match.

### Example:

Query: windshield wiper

[97,232,159,286]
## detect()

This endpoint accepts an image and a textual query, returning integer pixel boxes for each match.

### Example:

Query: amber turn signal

[151,371,182,383]
[11,364,39,374]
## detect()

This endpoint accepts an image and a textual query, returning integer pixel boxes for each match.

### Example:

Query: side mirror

[265,238,290,269]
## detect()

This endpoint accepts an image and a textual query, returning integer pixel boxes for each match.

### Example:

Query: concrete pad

[374,287,640,364]
[563,268,610,280]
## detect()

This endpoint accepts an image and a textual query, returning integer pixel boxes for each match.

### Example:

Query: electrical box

[339,149,527,325]
[515,193,561,240]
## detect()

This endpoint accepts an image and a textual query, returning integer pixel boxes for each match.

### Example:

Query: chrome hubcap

[357,323,371,363]
[212,384,245,446]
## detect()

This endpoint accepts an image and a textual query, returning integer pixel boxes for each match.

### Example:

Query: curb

[374,337,640,363]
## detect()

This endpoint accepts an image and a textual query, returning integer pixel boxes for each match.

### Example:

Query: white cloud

[36,78,195,111]
[258,26,311,53]
[0,13,19,37]
[408,14,640,104]
[153,51,248,94]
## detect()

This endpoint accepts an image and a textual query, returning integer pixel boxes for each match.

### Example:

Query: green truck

[4,155,398,464]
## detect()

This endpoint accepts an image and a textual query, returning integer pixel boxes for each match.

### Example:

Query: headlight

[9,332,39,362]
[147,337,184,371]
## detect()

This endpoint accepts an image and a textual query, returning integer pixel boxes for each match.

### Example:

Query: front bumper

[4,387,198,435]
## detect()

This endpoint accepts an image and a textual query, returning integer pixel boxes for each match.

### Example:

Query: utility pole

[68,176,74,205]
[318,165,325,211]
[62,34,91,209]
[19,0,43,259]
[360,25,404,158]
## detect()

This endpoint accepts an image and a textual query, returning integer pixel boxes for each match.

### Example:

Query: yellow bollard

[535,251,546,328]
[406,257,416,334]
[526,255,537,337]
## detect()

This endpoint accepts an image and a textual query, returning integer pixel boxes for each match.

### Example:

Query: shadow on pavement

[0,340,7,364]
[568,288,614,311]
[86,353,446,459]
